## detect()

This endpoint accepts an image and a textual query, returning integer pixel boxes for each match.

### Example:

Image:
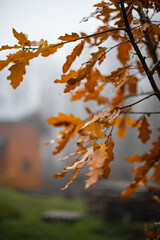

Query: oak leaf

[59,33,79,42]
[138,116,152,143]
[7,61,28,89]
[54,70,78,83]
[86,138,114,188]
[63,40,85,73]
[115,117,126,138]
[12,28,30,46]
[117,41,132,65]
[41,43,63,57]
[0,44,19,52]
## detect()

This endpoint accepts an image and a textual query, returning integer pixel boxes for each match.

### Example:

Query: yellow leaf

[63,41,85,73]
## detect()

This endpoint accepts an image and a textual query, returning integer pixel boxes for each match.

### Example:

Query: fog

[0,0,159,196]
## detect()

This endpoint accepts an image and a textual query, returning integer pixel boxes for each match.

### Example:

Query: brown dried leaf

[86,138,114,188]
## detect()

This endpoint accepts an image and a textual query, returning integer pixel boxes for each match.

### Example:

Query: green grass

[0,186,145,240]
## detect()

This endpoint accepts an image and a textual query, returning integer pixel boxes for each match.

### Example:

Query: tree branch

[150,60,160,76]
[121,111,160,114]
[118,92,159,110]
[119,0,160,101]
[24,27,126,51]
[98,40,130,60]
[136,6,160,80]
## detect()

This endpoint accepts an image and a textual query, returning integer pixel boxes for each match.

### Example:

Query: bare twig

[121,111,160,114]
[118,92,159,110]
[150,60,160,76]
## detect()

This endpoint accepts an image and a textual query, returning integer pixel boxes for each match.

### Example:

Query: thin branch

[118,92,159,110]
[119,0,160,101]
[23,27,126,51]
[98,40,129,60]
[150,60,160,76]
[124,90,156,99]
[121,111,160,114]
[136,6,160,80]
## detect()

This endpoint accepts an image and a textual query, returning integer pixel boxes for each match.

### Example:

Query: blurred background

[0,1,160,239]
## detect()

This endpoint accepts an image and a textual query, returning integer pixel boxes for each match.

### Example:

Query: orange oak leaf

[6,49,42,88]
[47,113,84,154]
[64,80,81,93]
[67,61,95,86]
[0,59,12,71]
[122,135,160,197]
[62,169,79,190]
[41,43,63,57]
[47,112,83,129]
[12,28,30,46]
[59,33,79,42]
[54,70,78,83]
[86,138,114,188]
[91,47,106,61]
[85,68,99,92]
[52,128,74,155]
[63,40,85,73]
[81,107,115,129]
[84,84,109,105]
[117,41,132,65]
[70,88,87,101]
[81,122,106,139]
[105,67,129,89]
[138,116,152,143]
[0,44,19,52]
[65,47,106,87]
[7,61,28,89]
[115,117,126,138]
[127,76,138,95]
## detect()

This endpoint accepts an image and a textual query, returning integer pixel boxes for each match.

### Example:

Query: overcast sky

[0,0,101,120]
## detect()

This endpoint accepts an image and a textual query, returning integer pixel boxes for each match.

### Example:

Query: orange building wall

[0,124,42,189]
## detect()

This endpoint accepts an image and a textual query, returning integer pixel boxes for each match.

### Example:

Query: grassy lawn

[0,186,145,240]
